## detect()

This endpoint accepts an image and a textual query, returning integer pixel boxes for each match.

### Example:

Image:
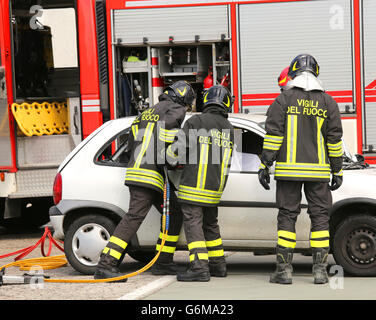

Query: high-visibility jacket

[261,86,343,182]
[124,95,186,193]
[166,106,234,206]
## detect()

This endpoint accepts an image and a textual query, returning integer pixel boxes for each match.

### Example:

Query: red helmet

[278,66,290,88]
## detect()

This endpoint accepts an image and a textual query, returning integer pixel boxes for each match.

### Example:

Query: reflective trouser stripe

[102,247,122,260]
[310,230,330,248]
[278,230,296,249]
[156,244,176,253]
[131,124,138,139]
[109,236,128,250]
[208,249,224,257]
[158,232,179,242]
[188,241,206,250]
[190,253,209,261]
[310,240,330,248]
[206,238,222,247]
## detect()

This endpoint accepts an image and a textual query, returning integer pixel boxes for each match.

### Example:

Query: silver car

[49,114,376,276]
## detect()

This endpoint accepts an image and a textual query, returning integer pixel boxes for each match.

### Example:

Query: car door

[219,119,311,248]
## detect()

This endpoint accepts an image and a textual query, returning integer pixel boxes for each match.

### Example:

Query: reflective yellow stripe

[311,230,330,239]
[265,134,284,142]
[310,240,330,248]
[333,170,343,176]
[327,141,342,148]
[197,143,209,189]
[188,241,207,250]
[179,185,222,196]
[102,247,109,254]
[109,249,122,260]
[287,115,297,163]
[109,236,128,249]
[275,170,331,179]
[166,146,178,159]
[178,191,220,204]
[219,148,232,192]
[126,168,164,184]
[132,124,138,139]
[278,238,296,248]
[159,232,179,242]
[206,238,223,247]
[156,244,176,253]
[208,249,224,257]
[134,122,155,168]
[190,253,209,261]
[317,117,325,164]
[125,175,164,190]
[278,230,296,240]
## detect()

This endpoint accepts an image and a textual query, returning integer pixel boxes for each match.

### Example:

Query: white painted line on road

[117,276,176,300]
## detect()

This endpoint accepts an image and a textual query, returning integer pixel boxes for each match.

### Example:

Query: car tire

[332,214,376,276]
[128,250,156,263]
[64,214,117,275]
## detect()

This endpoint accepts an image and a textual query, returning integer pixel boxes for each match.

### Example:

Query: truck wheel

[64,214,117,275]
[332,215,376,276]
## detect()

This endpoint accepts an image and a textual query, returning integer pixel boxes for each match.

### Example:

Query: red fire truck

[0,0,375,227]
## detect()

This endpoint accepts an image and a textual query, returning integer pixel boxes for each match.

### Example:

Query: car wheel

[332,214,376,276]
[64,214,117,275]
[128,250,156,263]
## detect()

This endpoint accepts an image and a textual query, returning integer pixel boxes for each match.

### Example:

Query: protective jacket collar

[287,71,325,92]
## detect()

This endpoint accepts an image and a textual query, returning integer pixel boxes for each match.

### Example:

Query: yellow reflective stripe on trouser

[102,247,122,260]
[188,241,207,250]
[158,232,179,242]
[196,143,209,189]
[278,230,296,240]
[190,253,209,261]
[206,238,223,247]
[131,124,138,139]
[156,244,176,253]
[109,236,128,249]
[218,148,232,192]
[208,249,224,257]
[311,230,330,239]
[317,117,325,164]
[286,115,298,163]
[278,238,296,248]
[310,240,330,248]
[134,122,155,168]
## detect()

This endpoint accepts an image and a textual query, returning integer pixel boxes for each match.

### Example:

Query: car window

[94,128,131,167]
[231,127,263,173]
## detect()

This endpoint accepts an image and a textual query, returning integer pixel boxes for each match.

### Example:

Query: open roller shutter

[238,0,353,114]
[113,6,229,44]
[363,0,376,153]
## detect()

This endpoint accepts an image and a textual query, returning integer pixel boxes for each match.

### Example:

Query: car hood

[333,166,376,202]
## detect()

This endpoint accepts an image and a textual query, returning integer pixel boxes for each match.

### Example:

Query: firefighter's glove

[258,167,270,190]
[330,175,343,191]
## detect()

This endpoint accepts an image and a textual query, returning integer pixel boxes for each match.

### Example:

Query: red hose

[0,227,64,262]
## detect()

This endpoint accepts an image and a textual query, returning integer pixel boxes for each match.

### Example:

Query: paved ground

[1,226,376,302]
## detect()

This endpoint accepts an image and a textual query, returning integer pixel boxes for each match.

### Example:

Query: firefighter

[165,85,235,282]
[258,54,343,285]
[278,66,291,90]
[94,80,196,281]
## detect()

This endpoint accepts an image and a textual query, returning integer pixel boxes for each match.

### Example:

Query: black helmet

[288,54,320,79]
[164,80,196,108]
[202,85,233,113]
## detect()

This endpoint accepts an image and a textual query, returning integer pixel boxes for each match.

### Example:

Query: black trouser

[99,184,183,268]
[275,180,332,249]
[181,204,225,264]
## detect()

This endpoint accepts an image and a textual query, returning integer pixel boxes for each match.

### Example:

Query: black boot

[312,247,329,284]
[209,257,227,277]
[151,261,178,275]
[177,256,210,282]
[270,246,293,284]
[94,253,127,282]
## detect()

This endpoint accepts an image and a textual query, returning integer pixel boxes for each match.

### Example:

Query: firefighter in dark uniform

[258,54,344,284]
[166,85,235,282]
[94,81,196,281]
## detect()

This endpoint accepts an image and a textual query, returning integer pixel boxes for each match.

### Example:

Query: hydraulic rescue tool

[0,169,172,286]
